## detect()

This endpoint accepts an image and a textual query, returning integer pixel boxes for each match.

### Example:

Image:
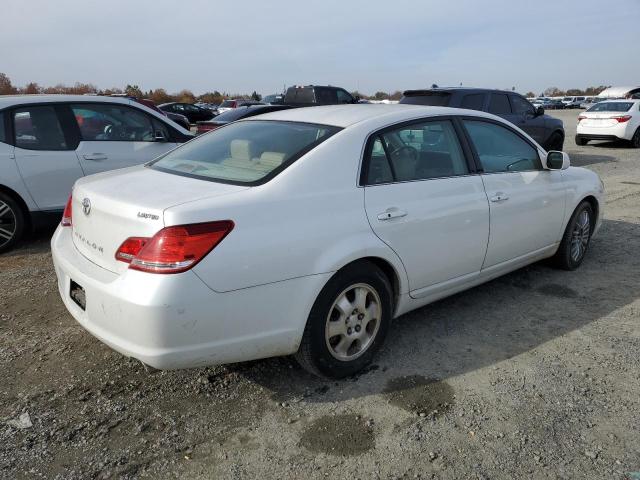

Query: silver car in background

[0,95,193,252]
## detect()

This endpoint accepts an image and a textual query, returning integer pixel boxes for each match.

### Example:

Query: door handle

[83,153,108,161]
[377,208,407,221]
[490,193,509,203]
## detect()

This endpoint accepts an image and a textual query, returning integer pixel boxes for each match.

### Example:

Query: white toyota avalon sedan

[51,105,604,378]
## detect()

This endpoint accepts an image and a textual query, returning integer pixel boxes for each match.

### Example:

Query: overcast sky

[1,0,638,96]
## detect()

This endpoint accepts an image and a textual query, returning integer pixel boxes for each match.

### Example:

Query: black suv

[283,85,358,106]
[400,88,565,151]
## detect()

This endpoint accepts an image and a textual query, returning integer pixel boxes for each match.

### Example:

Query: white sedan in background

[576,99,640,147]
[51,105,604,378]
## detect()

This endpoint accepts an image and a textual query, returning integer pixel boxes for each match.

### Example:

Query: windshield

[219,100,236,108]
[587,102,633,112]
[150,120,340,185]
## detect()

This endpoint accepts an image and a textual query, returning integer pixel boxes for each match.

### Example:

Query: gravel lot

[1,109,639,480]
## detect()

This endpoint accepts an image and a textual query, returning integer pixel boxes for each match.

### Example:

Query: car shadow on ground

[567,152,617,166]
[2,224,57,258]
[233,218,640,403]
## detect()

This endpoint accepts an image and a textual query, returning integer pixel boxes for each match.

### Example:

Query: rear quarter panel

[165,128,410,294]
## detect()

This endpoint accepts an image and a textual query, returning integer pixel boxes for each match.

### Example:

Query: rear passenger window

[461,94,485,111]
[364,120,468,184]
[336,89,353,104]
[14,106,68,151]
[315,88,338,104]
[463,120,541,173]
[366,138,393,184]
[488,94,511,114]
[71,104,154,142]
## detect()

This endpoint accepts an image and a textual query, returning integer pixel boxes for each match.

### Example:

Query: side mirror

[546,151,570,170]
[154,130,168,142]
[535,106,545,116]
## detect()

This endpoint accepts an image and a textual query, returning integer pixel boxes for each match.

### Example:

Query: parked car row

[0,76,610,378]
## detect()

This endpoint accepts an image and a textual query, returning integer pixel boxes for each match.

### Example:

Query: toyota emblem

[82,198,91,216]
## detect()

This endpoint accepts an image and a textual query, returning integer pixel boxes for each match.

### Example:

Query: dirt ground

[1,109,639,480]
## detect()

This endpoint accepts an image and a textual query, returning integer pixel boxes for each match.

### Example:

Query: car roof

[595,98,639,103]
[402,87,516,96]
[0,94,135,110]
[246,104,501,128]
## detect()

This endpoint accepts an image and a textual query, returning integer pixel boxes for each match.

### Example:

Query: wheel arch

[581,194,599,226]
[0,184,31,230]
[331,256,404,316]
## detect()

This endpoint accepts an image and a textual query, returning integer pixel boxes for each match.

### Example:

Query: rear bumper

[575,133,621,142]
[577,122,634,141]
[51,226,329,369]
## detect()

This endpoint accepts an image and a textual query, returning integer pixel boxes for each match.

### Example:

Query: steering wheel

[103,125,113,138]
[390,145,418,161]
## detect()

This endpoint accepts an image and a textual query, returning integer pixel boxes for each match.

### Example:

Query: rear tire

[552,201,593,271]
[631,128,640,148]
[545,132,564,151]
[0,192,25,254]
[295,261,392,379]
[575,135,588,146]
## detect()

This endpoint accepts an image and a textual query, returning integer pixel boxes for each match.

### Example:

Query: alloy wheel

[325,283,381,361]
[0,199,17,249]
[570,210,590,262]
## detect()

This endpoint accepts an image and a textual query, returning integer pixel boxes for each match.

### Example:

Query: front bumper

[51,226,329,369]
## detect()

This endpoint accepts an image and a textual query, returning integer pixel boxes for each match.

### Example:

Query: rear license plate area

[70,279,86,311]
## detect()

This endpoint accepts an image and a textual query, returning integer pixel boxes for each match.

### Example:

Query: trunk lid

[581,112,618,128]
[71,166,248,274]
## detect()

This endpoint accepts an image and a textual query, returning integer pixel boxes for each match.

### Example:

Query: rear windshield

[399,92,452,107]
[150,120,340,185]
[213,107,255,122]
[285,88,315,104]
[587,102,633,112]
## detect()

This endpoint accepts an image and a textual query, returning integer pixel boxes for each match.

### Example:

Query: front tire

[545,132,564,151]
[0,192,25,254]
[552,201,593,270]
[295,261,392,379]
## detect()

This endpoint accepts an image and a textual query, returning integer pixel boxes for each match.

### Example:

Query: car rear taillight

[577,115,587,122]
[61,195,73,227]
[611,115,632,123]
[115,237,148,263]
[115,221,234,274]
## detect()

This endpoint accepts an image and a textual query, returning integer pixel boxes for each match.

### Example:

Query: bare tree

[0,72,16,95]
